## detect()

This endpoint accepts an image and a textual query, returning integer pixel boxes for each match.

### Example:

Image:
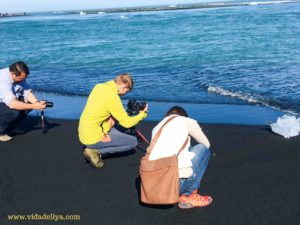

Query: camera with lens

[39,100,53,129]
[43,100,54,108]
[127,99,146,116]
[115,99,149,145]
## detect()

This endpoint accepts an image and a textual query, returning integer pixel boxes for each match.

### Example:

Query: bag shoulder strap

[146,116,189,155]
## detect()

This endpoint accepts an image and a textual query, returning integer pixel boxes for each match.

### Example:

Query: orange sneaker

[178,190,213,209]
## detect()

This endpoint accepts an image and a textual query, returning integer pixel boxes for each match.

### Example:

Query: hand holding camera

[32,100,54,110]
[33,100,47,110]
[121,99,150,145]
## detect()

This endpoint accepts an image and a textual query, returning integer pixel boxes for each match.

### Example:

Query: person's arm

[186,118,210,148]
[8,99,46,110]
[100,117,115,142]
[25,91,39,103]
[108,95,147,128]
[0,81,45,110]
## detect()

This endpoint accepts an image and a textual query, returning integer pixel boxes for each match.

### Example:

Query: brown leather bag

[140,116,189,204]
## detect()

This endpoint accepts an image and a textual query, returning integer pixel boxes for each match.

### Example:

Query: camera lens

[46,102,54,108]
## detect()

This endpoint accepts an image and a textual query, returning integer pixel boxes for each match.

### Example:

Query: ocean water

[0,1,300,122]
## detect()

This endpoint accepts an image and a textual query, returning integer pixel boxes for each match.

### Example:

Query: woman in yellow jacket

[78,73,148,168]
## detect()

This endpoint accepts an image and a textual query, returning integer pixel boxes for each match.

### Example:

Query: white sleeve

[0,83,16,106]
[186,118,210,148]
[23,88,33,102]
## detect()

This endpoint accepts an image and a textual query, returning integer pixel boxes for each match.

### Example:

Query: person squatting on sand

[149,106,213,209]
[0,61,47,142]
[78,73,148,168]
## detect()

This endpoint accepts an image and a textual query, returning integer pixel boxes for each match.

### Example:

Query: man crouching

[0,61,46,141]
[78,73,148,168]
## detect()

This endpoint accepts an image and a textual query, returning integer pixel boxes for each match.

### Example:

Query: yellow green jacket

[78,80,147,145]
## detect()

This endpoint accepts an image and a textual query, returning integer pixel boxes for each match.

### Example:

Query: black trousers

[0,103,30,135]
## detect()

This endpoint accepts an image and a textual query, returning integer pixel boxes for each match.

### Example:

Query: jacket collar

[106,80,118,94]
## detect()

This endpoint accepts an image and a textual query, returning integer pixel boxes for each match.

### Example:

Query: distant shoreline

[1,0,297,17]
[0,12,26,18]
[78,2,239,15]
[73,1,296,15]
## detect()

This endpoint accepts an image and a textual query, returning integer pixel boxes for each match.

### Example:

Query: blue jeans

[179,144,211,196]
[86,127,138,154]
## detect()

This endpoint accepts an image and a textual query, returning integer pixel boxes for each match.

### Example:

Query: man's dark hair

[165,106,188,117]
[9,61,29,76]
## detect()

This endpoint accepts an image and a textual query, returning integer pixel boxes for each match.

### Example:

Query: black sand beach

[1,116,300,225]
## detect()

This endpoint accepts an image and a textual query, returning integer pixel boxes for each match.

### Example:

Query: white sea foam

[207,86,260,103]
[207,85,298,115]
[120,15,128,19]
[243,1,291,6]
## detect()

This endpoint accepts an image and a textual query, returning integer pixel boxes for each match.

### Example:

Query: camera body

[127,99,146,116]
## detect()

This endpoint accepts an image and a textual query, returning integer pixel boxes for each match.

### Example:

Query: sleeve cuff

[140,111,147,119]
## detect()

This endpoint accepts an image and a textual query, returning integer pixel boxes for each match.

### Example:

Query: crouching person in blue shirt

[0,61,46,141]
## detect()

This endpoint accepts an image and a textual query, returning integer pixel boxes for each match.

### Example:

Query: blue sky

[0,0,223,13]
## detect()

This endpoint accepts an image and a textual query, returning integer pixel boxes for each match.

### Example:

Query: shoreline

[78,2,241,15]
[64,1,298,15]
[33,92,284,125]
[2,1,298,17]
[0,12,26,18]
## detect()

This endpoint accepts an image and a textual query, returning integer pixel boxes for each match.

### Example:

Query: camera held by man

[127,99,147,116]
[40,100,54,129]
[122,99,149,145]
[116,99,147,133]
[45,101,54,108]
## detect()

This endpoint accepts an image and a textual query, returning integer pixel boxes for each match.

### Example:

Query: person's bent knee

[130,136,138,148]
[192,144,211,158]
[202,145,211,157]
[193,143,209,152]
[0,108,21,123]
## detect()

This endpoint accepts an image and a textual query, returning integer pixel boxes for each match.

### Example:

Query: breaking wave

[207,86,260,104]
[207,85,297,115]
[242,0,292,6]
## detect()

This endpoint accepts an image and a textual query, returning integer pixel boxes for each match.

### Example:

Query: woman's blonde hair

[114,73,134,91]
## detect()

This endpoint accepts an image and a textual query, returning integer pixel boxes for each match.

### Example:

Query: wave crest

[207,86,260,103]
[242,1,291,6]
[207,85,298,115]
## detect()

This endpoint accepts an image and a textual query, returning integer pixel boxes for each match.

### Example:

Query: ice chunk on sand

[270,115,300,139]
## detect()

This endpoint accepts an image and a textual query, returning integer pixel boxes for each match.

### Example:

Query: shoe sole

[178,202,194,209]
[84,156,104,168]
[178,199,213,209]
